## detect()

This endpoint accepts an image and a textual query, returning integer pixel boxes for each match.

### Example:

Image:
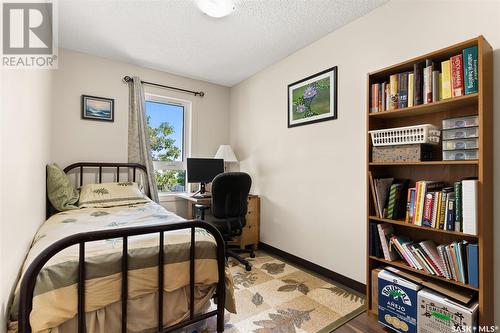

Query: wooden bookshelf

[365,36,493,326]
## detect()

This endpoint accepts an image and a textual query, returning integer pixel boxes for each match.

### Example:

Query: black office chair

[195,172,254,271]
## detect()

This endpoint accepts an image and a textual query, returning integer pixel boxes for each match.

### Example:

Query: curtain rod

[123,76,205,97]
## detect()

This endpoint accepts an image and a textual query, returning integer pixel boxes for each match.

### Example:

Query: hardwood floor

[334,312,392,333]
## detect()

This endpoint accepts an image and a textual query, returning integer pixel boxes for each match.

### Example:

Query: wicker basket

[369,124,440,147]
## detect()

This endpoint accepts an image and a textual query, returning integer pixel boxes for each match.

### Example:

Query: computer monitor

[187,158,224,196]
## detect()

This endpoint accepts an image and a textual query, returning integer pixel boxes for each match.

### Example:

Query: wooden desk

[174,193,260,250]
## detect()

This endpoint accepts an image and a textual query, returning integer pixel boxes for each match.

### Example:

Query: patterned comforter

[8,201,235,333]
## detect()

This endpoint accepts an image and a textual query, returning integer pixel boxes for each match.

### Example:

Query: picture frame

[81,95,114,122]
[287,66,337,128]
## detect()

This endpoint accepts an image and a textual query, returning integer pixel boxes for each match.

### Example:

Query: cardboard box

[417,288,478,333]
[378,269,422,333]
[384,266,475,304]
[372,144,433,163]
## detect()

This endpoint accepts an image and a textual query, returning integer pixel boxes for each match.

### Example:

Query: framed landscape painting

[288,66,337,128]
[81,95,114,122]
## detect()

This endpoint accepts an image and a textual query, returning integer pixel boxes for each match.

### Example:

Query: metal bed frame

[19,162,226,333]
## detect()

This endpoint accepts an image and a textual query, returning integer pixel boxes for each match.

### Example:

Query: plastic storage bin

[442,138,479,150]
[442,115,479,130]
[442,126,479,140]
[369,124,440,147]
[443,149,478,160]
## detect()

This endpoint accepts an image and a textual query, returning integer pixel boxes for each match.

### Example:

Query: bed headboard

[47,162,151,217]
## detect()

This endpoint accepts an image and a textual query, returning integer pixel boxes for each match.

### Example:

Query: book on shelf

[377,223,398,261]
[397,72,409,109]
[463,46,478,95]
[371,229,479,286]
[423,59,434,104]
[413,61,425,105]
[454,181,463,232]
[381,82,387,112]
[466,243,479,288]
[383,266,475,304]
[413,181,444,226]
[389,74,398,110]
[369,222,383,258]
[441,59,452,99]
[373,177,394,218]
[370,84,378,113]
[445,192,456,231]
[451,54,464,97]
[368,45,478,113]
[408,73,414,107]
[462,179,478,235]
[401,180,477,235]
[432,70,440,102]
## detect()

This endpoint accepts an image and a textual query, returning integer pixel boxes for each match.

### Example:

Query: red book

[451,54,464,97]
[422,193,434,227]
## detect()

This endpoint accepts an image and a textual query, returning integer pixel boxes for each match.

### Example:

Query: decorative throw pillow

[46,164,79,211]
[78,182,148,208]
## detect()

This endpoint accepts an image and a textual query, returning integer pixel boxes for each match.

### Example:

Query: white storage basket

[369,124,441,147]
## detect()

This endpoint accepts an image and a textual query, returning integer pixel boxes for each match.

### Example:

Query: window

[145,94,191,193]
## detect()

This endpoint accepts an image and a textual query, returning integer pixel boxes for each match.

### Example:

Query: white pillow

[78,182,148,208]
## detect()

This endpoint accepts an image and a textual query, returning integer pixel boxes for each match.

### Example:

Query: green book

[463,46,478,95]
[386,184,400,219]
[454,181,462,232]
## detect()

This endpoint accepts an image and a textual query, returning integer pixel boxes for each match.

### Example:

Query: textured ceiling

[59,0,386,86]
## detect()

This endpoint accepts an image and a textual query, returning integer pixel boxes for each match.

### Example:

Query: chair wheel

[250,252,256,258]
[245,264,252,271]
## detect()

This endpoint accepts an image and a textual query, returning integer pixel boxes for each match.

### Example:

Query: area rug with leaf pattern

[223,252,366,333]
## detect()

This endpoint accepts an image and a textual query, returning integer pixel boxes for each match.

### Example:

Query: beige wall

[51,49,230,167]
[51,49,231,214]
[0,70,53,333]
[229,0,500,321]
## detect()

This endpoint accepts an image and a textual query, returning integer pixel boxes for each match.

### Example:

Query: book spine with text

[378,83,383,111]
[405,188,416,224]
[446,193,455,231]
[423,59,434,103]
[451,54,464,97]
[389,74,398,110]
[463,46,478,95]
[432,192,441,228]
[381,82,386,112]
[398,72,409,109]
[454,181,462,232]
[441,60,452,99]
[422,192,434,227]
[413,61,424,105]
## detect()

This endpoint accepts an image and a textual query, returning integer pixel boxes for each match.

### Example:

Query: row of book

[405,179,478,234]
[370,46,478,113]
[370,174,478,235]
[369,222,478,287]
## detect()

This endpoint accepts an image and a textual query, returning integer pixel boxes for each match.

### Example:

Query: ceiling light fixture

[196,0,235,18]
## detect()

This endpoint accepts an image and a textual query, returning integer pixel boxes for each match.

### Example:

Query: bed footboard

[18,220,226,333]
